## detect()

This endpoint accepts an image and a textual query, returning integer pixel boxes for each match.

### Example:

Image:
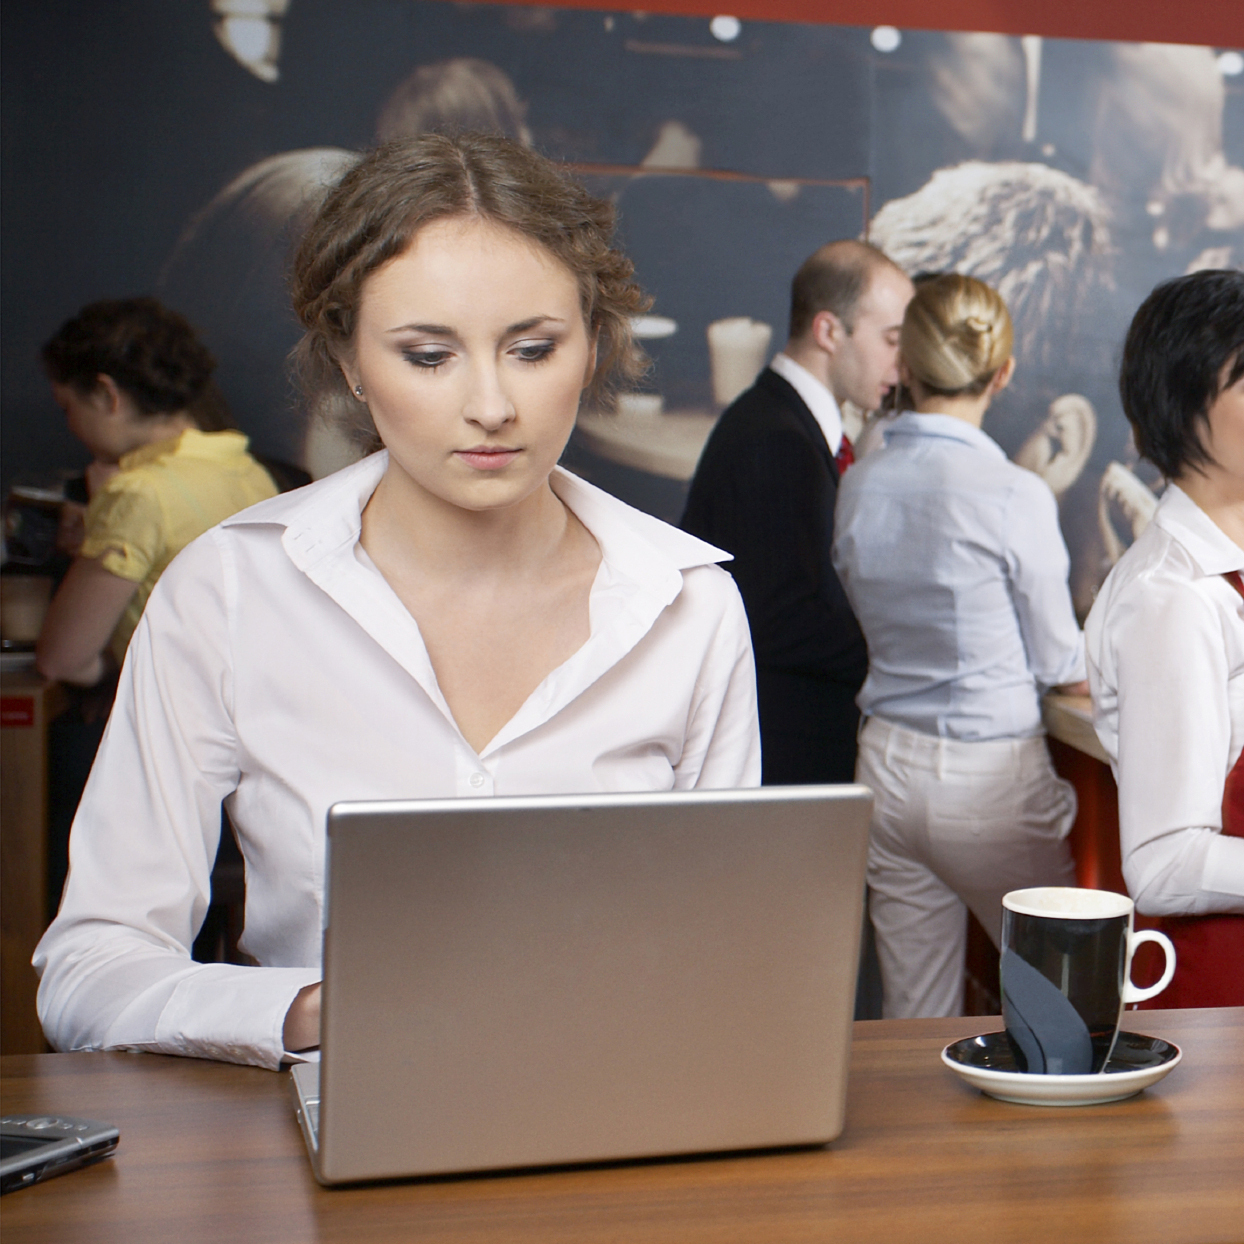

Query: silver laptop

[290,785,872,1185]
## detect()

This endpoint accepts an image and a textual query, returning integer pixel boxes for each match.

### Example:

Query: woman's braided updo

[900,273,1014,398]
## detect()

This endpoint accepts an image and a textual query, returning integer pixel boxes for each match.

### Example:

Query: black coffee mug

[1000,887,1175,1075]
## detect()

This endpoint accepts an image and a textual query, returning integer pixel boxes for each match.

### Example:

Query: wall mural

[3,2,1242,615]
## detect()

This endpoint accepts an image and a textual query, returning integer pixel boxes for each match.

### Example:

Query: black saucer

[947,1029,1179,1075]
[941,1029,1181,1106]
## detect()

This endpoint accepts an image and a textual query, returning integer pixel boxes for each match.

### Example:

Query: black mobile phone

[0,1114,120,1194]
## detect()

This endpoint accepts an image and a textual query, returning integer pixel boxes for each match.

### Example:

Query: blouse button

[469,772,486,789]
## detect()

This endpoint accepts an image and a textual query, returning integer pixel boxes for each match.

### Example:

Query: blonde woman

[833,274,1085,1018]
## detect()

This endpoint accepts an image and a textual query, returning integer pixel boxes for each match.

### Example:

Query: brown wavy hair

[290,132,650,450]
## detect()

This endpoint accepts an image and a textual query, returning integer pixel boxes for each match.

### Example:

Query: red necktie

[834,434,855,475]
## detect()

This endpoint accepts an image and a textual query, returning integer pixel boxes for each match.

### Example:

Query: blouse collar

[884,411,1007,459]
[1154,483,1244,576]
[229,451,731,581]
[222,453,733,756]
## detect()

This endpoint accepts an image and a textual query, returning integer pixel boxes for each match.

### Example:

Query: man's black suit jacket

[681,368,867,784]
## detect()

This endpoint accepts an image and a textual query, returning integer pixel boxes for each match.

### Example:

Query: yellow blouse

[80,428,278,663]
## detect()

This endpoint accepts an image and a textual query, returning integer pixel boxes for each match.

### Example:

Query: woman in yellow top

[36,298,277,685]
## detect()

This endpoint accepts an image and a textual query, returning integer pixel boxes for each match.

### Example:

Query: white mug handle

[1122,930,1177,1004]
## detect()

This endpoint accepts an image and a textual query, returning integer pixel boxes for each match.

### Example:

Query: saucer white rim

[940,1031,1181,1106]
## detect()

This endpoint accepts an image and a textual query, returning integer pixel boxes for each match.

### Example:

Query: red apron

[1135,570,1244,1008]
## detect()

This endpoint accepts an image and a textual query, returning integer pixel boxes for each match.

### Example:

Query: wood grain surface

[3,1009,1241,1244]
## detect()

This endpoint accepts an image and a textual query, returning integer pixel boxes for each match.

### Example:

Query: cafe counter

[1041,692,1129,894]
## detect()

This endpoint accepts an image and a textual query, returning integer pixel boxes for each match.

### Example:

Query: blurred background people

[36,297,277,687]
[834,274,1085,1018]
[682,240,913,785]
[1086,270,1244,1007]
[35,296,278,916]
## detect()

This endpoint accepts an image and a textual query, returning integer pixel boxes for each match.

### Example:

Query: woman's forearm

[35,555,137,683]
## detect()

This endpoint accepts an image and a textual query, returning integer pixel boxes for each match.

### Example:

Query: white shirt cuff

[1202,833,1244,903]
[153,965,323,1070]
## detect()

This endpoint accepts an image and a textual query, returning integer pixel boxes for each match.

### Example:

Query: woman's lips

[455,447,521,470]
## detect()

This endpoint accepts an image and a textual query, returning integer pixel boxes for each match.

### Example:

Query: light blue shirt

[832,412,1084,741]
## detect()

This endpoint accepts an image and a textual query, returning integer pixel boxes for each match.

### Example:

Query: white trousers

[857,716,1077,1019]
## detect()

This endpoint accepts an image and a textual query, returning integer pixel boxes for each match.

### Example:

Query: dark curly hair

[290,132,650,450]
[41,297,232,431]
[1119,270,1244,480]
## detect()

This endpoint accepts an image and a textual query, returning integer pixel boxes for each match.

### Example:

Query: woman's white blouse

[1086,484,1244,917]
[34,455,761,1069]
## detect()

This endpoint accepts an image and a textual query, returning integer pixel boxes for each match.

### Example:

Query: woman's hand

[56,502,88,557]
[283,983,322,1053]
[1053,680,1090,697]
[51,460,123,603]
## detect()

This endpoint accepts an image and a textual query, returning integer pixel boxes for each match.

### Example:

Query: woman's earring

[353,385,364,399]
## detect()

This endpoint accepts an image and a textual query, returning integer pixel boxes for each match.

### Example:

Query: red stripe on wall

[486,0,1243,49]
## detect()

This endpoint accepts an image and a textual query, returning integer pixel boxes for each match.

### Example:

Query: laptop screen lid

[305,784,872,1184]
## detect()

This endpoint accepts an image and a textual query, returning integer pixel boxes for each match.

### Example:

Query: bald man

[682,241,914,784]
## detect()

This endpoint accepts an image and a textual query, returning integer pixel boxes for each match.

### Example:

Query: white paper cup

[707,317,772,407]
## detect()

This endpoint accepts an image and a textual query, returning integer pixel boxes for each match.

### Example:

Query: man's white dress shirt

[1086,484,1244,916]
[833,412,1084,741]
[768,352,845,457]
[35,454,761,1069]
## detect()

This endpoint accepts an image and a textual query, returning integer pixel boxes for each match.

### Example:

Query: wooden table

[3,1009,1240,1243]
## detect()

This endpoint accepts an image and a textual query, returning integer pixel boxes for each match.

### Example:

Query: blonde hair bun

[901,274,1014,398]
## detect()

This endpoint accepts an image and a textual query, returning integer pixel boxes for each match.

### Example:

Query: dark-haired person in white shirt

[1086,269,1244,1008]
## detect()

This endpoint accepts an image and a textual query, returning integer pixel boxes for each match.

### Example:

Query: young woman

[833,274,1085,1019]
[34,134,760,1068]
[36,298,277,687]
[1085,270,1244,1007]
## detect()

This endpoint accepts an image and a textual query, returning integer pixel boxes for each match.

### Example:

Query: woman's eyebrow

[384,315,567,335]
[386,322,454,335]
[507,315,566,333]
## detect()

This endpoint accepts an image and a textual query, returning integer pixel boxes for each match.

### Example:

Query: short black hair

[1119,270,1244,480]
